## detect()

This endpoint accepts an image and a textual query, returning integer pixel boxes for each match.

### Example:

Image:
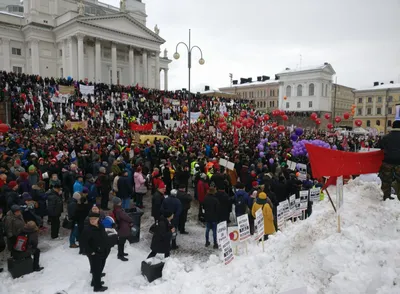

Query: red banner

[305,144,384,178]
[130,122,153,132]
[75,102,88,107]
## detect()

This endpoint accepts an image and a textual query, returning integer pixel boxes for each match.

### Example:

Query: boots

[118,255,129,261]
[205,241,210,247]
[94,286,108,292]
[171,239,179,250]
[213,243,218,249]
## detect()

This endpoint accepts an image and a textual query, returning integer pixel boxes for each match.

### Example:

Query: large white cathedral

[0,0,170,89]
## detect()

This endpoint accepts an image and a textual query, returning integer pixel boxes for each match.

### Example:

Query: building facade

[353,82,400,134]
[332,84,355,127]
[277,63,335,113]
[218,76,279,112]
[0,0,171,89]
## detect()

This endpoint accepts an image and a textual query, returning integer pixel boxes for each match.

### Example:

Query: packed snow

[1,179,400,294]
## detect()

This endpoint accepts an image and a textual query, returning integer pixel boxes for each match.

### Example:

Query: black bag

[8,257,33,279]
[149,223,157,235]
[141,260,165,283]
[62,216,73,230]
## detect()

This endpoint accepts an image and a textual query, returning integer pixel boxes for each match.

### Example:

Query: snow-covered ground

[2,179,400,294]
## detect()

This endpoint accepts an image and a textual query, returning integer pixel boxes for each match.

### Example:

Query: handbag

[62,215,73,230]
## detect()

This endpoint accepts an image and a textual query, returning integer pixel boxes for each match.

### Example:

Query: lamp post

[173,29,205,134]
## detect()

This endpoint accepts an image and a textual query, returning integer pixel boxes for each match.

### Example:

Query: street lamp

[174,29,205,133]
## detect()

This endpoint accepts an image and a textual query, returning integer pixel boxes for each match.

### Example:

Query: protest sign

[289,194,296,218]
[80,85,94,95]
[300,190,309,210]
[297,163,307,180]
[254,208,264,241]
[221,237,234,265]
[64,120,88,130]
[309,188,321,202]
[294,198,301,218]
[281,200,290,220]
[227,226,240,246]
[59,85,74,95]
[277,204,285,228]
[217,221,228,246]
[237,214,251,242]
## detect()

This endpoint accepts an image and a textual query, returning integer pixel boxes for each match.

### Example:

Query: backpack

[235,192,247,213]
[13,234,28,252]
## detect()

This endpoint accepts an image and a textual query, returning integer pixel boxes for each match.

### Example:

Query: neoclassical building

[0,0,171,89]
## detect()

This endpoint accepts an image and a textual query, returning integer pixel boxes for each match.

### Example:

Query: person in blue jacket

[160,189,181,250]
[234,182,249,217]
[73,175,84,193]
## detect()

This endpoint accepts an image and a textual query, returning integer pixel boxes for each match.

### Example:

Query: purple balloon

[332,145,337,150]
[295,127,304,136]
[259,152,265,157]
[269,158,274,164]
[290,134,298,141]
[257,144,264,151]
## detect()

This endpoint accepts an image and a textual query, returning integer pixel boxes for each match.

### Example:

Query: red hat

[51,159,57,163]
[252,181,259,188]
[15,159,21,166]
[8,181,18,189]
[157,181,166,189]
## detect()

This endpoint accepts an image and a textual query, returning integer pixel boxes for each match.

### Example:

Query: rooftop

[354,83,400,92]
[219,79,279,90]
[277,63,335,75]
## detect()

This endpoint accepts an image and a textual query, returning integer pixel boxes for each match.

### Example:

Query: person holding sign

[251,192,275,241]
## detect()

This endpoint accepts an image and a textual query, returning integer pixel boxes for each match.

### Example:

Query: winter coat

[18,179,31,195]
[47,189,63,217]
[252,197,276,235]
[177,190,192,211]
[67,198,78,222]
[234,189,250,217]
[272,180,288,203]
[12,226,39,258]
[134,172,147,194]
[197,180,209,204]
[150,215,172,254]
[28,173,39,186]
[113,207,132,238]
[216,190,231,222]
[73,181,83,193]
[160,196,182,227]
[151,190,164,220]
[22,202,42,227]
[0,218,5,252]
[31,185,48,217]
[97,173,111,195]
[80,223,110,258]
[203,193,220,223]
[380,130,400,165]
[6,190,21,211]
[117,176,132,199]
[84,182,98,203]
[75,203,91,233]
[4,210,25,239]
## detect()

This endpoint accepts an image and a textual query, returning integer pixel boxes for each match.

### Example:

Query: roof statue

[77,0,85,16]
[154,24,159,35]
[120,0,126,12]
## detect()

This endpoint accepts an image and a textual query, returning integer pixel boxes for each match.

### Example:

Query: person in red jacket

[196,173,209,222]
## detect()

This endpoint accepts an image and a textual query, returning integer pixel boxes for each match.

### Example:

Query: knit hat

[15,159,21,166]
[22,192,32,201]
[170,189,177,197]
[112,197,122,206]
[73,192,82,201]
[8,181,18,189]
[99,167,106,174]
[50,159,57,163]
[88,211,100,218]
[82,187,89,194]
[258,192,267,199]
[163,210,173,218]
[236,182,245,189]
[157,181,166,189]
[28,165,36,172]
[11,205,21,213]
[39,158,44,163]
[252,181,259,188]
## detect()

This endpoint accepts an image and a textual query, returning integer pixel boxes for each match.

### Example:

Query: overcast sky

[103,0,400,92]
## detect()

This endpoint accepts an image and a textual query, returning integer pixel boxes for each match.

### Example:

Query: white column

[164,68,168,90]
[67,37,75,78]
[129,46,135,85]
[87,43,95,82]
[61,39,67,78]
[77,33,84,81]
[31,38,40,75]
[142,50,148,87]
[155,50,160,89]
[95,38,101,83]
[2,38,10,72]
[111,42,117,84]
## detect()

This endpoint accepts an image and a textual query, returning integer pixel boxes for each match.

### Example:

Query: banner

[305,144,384,178]
[217,221,228,246]
[171,100,180,106]
[80,85,94,95]
[51,96,68,103]
[59,85,75,95]
[164,119,183,130]
[294,199,302,218]
[237,214,251,242]
[189,112,201,122]
[227,226,240,246]
[64,120,88,130]
[254,208,264,241]
[75,102,88,107]
[130,122,153,132]
[221,237,234,265]
[297,163,307,180]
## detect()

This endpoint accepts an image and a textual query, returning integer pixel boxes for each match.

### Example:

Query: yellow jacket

[251,193,276,235]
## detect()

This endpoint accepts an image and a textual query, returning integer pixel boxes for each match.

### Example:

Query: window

[378,97,382,103]
[376,120,380,126]
[358,98,362,103]
[388,96,393,102]
[286,102,289,109]
[388,107,393,114]
[297,102,301,108]
[59,49,62,57]
[366,120,371,127]
[297,85,303,96]
[286,86,291,97]
[377,107,381,115]
[388,120,392,127]
[367,108,372,115]
[12,66,22,74]
[60,68,63,78]
[357,108,362,115]
[29,48,31,57]
[12,48,21,56]
[325,84,328,97]
[368,97,372,103]
[309,101,313,108]
[321,83,324,96]
[257,101,260,108]
[309,83,314,96]
[264,101,266,108]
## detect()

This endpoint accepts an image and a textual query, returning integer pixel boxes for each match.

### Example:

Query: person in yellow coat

[251,192,276,240]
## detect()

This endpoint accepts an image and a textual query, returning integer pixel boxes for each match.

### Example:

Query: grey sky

[104,0,400,91]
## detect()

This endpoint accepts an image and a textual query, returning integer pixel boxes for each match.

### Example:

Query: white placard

[70,150,76,159]
[277,204,285,228]
[294,198,302,218]
[281,200,290,220]
[300,190,309,210]
[297,163,307,180]
[254,208,264,241]
[309,188,321,202]
[237,214,251,242]
[221,236,234,265]
[217,221,228,246]
[286,160,297,171]
[80,85,94,95]
[226,161,235,171]
[227,226,240,246]
[336,176,344,215]
[289,195,296,218]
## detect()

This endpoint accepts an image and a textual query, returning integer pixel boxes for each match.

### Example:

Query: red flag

[130,122,153,132]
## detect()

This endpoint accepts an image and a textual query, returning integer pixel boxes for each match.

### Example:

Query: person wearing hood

[148,210,174,259]
[97,167,111,211]
[18,172,31,194]
[197,173,209,222]
[21,192,42,227]
[85,174,98,207]
[160,189,181,250]
[6,181,21,212]
[73,175,84,194]
[28,165,39,186]
[4,205,25,251]
[134,166,147,208]
[117,170,132,210]
[47,184,63,239]
[111,197,132,262]
[251,192,276,241]
[12,221,44,272]
[234,182,250,217]
[68,192,81,248]
[31,181,48,222]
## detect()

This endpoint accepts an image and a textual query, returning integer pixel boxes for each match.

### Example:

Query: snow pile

[2,180,400,294]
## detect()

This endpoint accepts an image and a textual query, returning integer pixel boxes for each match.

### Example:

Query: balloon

[280,110,285,116]
[295,127,303,136]
[277,125,285,132]
[263,114,270,121]
[259,152,265,158]
[284,96,287,100]
[343,112,350,120]
[263,126,269,131]
[324,113,331,120]
[236,122,242,128]
[332,145,338,150]
[282,115,288,121]
[250,111,255,116]
[272,122,277,128]
[257,144,264,151]
[310,113,318,120]
[315,118,321,125]
[355,119,362,127]
[240,110,247,117]
[335,116,341,123]
[218,116,225,123]
[327,123,334,130]
[223,112,228,117]
[296,172,300,177]
[182,106,188,112]
[290,134,298,141]
[0,123,9,133]
[67,76,72,81]
[269,158,274,164]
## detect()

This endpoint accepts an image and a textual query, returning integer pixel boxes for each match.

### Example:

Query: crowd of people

[0,71,398,292]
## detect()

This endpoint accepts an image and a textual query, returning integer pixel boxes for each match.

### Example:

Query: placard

[309,188,321,202]
[217,221,228,246]
[286,160,297,171]
[254,208,264,241]
[277,204,285,228]
[221,237,234,265]
[294,198,301,218]
[297,163,307,180]
[227,226,240,246]
[80,85,94,95]
[281,200,290,220]
[237,214,251,242]
[299,190,309,210]
[336,176,344,215]
[289,194,296,217]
